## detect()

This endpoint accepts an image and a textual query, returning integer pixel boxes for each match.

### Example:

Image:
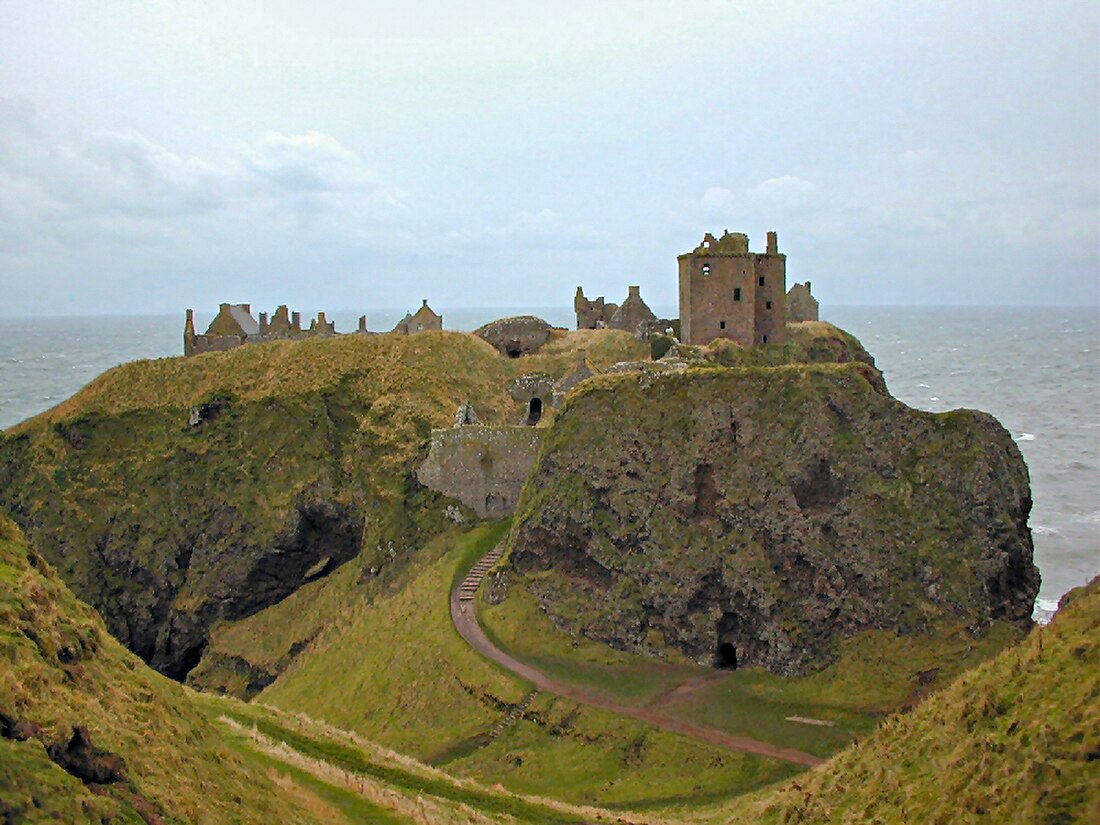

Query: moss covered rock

[0,330,646,683]
[506,363,1039,675]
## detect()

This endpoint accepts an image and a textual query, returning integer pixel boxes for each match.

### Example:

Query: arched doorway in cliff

[718,643,738,669]
[527,397,543,426]
[716,612,740,669]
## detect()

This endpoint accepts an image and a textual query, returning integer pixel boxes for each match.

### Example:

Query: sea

[1,306,1097,615]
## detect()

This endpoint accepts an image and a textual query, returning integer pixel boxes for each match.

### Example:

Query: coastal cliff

[504,363,1039,674]
[0,329,646,682]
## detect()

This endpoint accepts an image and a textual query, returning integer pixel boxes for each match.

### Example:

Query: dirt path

[450,547,824,768]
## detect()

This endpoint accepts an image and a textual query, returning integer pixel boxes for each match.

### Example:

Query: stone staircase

[457,542,505,602]
[488,689,540,741]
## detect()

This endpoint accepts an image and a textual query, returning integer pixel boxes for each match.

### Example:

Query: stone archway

[527,397,543,426]
[717,642,738,669]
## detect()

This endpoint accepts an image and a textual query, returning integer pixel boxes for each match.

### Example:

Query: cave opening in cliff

[507,346,521,358]
[718,642,738,669]
[527,397,543,425]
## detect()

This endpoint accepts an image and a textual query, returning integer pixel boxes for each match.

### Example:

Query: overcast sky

[0,0,1096,317]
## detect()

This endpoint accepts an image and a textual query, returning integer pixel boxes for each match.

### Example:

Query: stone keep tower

[678,230,787,346]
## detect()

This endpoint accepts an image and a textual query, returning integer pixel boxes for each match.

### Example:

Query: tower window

[759,276,765,286]
[763,335,769,344]
[702,263,711,275]
[719,321,726,330]
[733,288,741,301]
[766,301,773,310]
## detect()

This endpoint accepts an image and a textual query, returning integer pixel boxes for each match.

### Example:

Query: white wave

[1031,524,1062,536]
[1015,433,1036,442]
[1032,598,1060,625]
[929,396,940,401]
[919,383,930,388]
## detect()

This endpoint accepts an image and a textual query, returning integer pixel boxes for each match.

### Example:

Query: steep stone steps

[457,543,505,602]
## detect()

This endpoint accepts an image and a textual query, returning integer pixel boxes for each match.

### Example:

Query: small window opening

[733,287,741,301]
[527,397,543,426]
[759,276,765,286]
[719,321,726,330]
[718,643,738,669]
[701,263,711,275]
[762,334,769,344]
[766,300,773,310]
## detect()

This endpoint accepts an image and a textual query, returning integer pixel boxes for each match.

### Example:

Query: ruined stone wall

[416,426,545,519]
[608,286,657,332]
[787,282,820,322]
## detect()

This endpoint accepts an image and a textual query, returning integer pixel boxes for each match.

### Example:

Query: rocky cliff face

[506,364,1039,675]
[0,330,648,683]
[0,334,522,680]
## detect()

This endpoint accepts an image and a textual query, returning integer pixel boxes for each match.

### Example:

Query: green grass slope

[693,577,1100,825]
[0,513,381,824]
[257,522,797,807]
[0,330,647,684]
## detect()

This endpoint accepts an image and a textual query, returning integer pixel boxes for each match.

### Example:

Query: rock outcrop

[506,364,1039,675]
[474,315,552,357]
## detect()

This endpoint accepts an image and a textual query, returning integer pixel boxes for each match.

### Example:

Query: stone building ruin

[574,285,670,339]
[678,230,787,346]
[392,300,443,335]
[786,281,820,322]
[184,303,338,356]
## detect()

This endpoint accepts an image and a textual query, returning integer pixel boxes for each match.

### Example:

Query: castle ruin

[392,300,443,335]
[184,303,340,356]
[575,285,667,338]
[786,281,819,322]
[678,230,787,346]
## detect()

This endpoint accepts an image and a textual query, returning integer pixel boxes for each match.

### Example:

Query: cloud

[897,148,937,165]
[697,175,822,220]
[244,130,379,194]
[445,207,604,248]
[0,97,408,260]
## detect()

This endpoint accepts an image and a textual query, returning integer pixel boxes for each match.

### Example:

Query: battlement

[679,229,782,259]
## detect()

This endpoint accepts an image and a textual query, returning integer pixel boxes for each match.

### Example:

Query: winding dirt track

[449,547,824,768]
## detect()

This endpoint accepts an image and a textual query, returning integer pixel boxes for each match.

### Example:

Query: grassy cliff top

[8,328,650,434]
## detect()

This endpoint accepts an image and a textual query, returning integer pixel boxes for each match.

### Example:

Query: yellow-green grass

[444,692,800,809]
[257,522,797,806]
[8,327,648,437]
[0,514,337,824]
[479,574,704,706]
[258,523,530,758]
[678,578,1100,825]
[477,571,1026,759]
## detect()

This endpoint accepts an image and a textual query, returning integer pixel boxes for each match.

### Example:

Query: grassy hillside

[478,572,1020,760]
[0,329,647,683]
[0,513,388,824]
[689,577,1100,824]
[256,522,797,807]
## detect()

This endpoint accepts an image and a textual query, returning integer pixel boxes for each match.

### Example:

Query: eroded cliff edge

[504,363,1039,675]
